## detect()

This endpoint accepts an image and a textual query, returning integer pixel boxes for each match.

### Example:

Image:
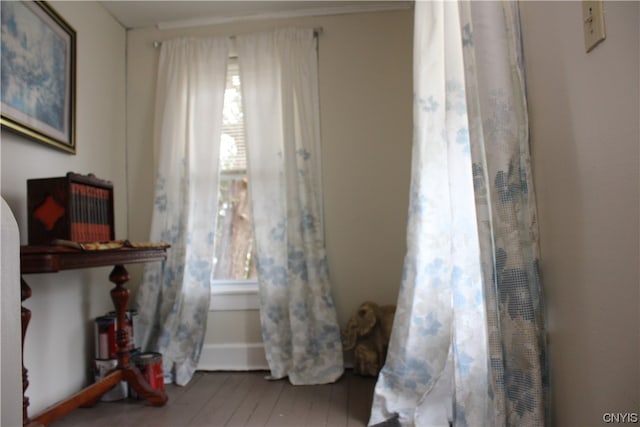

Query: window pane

[220,60,246,173]
[213,60,256,281]
[213,176,256,280]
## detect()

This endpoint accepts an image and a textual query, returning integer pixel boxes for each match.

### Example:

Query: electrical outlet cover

[583,0,606,52]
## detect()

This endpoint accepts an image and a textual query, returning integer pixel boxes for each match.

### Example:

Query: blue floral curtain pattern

[459,2,547,424]
[370,1,547,426]
[135,37,229,386]
[370,2,486,425]
[236,28,344,385]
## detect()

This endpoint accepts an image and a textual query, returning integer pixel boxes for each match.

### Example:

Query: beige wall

[520,2,639,425]
[0,1,126,414]
[125,9,414,353]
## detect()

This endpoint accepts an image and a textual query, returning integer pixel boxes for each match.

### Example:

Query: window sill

[210,280,259,311]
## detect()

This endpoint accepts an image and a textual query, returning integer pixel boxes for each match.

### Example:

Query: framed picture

[1,1,76,154]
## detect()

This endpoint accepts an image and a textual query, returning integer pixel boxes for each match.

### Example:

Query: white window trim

[210,280,259,311]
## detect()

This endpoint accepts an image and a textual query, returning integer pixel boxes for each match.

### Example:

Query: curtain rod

[153,27,323,48]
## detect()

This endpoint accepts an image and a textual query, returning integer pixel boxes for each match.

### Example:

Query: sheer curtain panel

[460,1,548,424]
[370,1,547,425]
[135,37,229,386]
[236,28,344,385]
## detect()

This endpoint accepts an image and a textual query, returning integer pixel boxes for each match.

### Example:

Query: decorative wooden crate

[27,172,115,244]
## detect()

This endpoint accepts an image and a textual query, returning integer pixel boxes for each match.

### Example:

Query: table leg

[109,265,132,369]
[21,278,35,426]
[108,265,167,406]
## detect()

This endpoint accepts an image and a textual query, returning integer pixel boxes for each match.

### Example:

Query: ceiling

[99,1,413,30]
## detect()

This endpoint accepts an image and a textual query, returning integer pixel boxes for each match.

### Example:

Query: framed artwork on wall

[1,1,76,154]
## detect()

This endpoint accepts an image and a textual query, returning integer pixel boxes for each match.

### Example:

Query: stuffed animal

[342,301,396,376]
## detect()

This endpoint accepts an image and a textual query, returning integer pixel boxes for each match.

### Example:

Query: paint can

[108,309,138,350]
[94,315,117,360]
[94,359,127,401]
[132,352,165,395]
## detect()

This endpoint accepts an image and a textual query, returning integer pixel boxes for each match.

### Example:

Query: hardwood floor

[50,370,377,427]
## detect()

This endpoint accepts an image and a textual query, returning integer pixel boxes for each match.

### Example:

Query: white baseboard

[210,281,259,311]
[197,342,269,371]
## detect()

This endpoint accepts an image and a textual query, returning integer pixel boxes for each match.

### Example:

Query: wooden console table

[20,245,169,426]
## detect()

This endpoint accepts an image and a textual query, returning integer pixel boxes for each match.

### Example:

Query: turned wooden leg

[21,278,32,425]
[108,264,167,406]
[109,265,131,368]
[122,364,167,406]
[80,267,132,411]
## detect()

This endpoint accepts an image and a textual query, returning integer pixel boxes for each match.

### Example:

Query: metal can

[108,309,138,350]
[94,315,117,360]
[94,359,127,401]
[132,352,164,394]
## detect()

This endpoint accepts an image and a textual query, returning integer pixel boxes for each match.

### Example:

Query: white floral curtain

[136,29,343,387]
[370,1,547,426]
[236,28,344,384]
[135,37,229,386]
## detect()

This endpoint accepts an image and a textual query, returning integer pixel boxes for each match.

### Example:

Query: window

[212,59,257,283]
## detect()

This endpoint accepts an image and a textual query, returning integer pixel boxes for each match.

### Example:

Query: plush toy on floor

[342,301,396,377]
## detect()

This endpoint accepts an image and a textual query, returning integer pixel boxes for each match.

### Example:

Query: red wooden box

[27,172,115,244]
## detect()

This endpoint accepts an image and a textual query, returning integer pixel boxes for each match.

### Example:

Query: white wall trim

[197,342,269,371]
[210,281,260,311]
[157,2,413,30]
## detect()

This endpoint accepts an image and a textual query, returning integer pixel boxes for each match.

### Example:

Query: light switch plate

[583,0,606,52]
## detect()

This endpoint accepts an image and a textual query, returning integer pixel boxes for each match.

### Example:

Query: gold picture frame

[1,1,76,154]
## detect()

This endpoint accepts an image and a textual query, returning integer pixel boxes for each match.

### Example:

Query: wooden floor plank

[224,371,278,427]
[49,370,375,427]
[48,374,201,427]
[264,378,301,426]
[124,372,215,427]
[242,376,286,426]
[326,375,349,427]
[285,384,321,426]
[146,371,231,427]
[346,374,377,427]
[187,372,254,426]
[302,380,334,426]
